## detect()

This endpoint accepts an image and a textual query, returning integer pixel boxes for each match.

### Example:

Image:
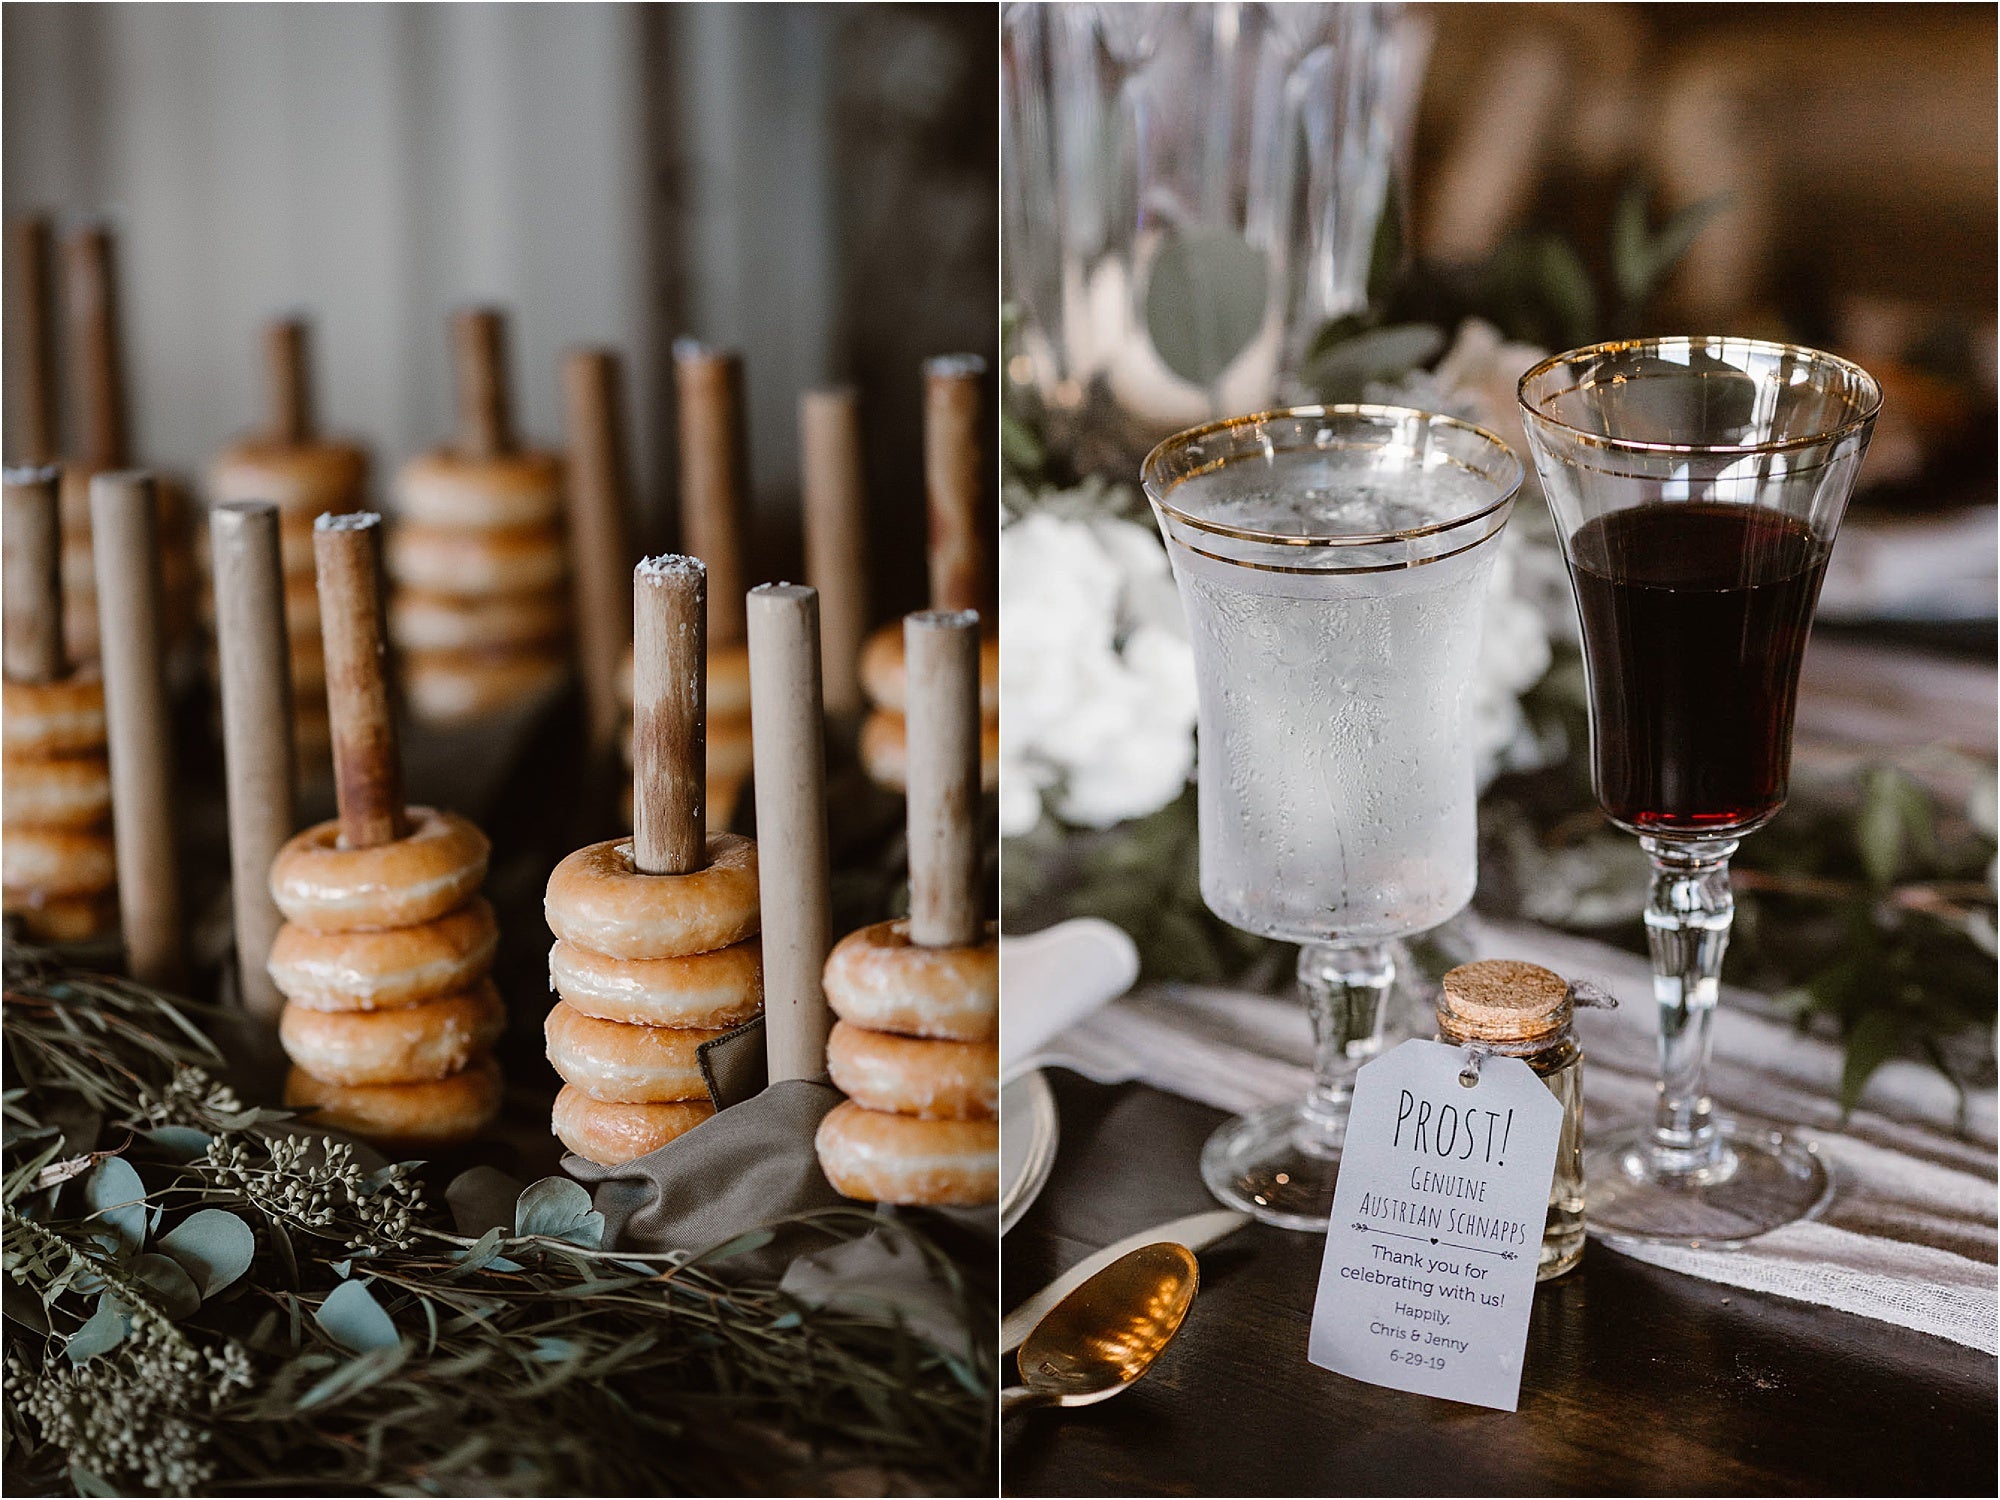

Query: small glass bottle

[1436,959,1585,1281]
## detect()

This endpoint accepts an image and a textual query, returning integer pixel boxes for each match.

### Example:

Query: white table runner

[1022,917,1999,1352]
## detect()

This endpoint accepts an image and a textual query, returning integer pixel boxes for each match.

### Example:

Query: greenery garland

[2,945,993,1497]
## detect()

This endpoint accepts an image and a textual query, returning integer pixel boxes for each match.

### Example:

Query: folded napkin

[1021,916,1999,1352]
[541,1080,993,1350]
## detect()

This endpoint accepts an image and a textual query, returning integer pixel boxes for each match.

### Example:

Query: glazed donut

[390,588,569,651]
[385,521,567,594]
[860,625,999,716]
[822,919,997,1042]
[549,936,761,1029]
[284,1052,501,1147]
[2,754,112,830]
[209,440,368,515]
[1,827,117,898]
[617,640,752,720]
[551,1084,714,1167]
[401,646,568,725]
[396,450,563,529]
[543,833,759,961]
[270,897,498,1011]
[858,710,1000,794]
[280,980,506,1085]
[269,807,489,932]
[827,1020,997,1121]
[3,888,118,944]
[814,1101,998,1206]
[2,675,106,756]
[543,1000,726,1103]
[620,712,752,781]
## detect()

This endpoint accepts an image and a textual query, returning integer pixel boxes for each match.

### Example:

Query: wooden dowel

[3,465,65,682]
[924,354,988,615]
[904,609,983,948]
[452,306,513,459]
[800,386,869,720]
[673,341,749,647]
[211,502,297,1020]
[747,582,832,1083]
[63,226,128,470]
[563,349,636,756]
[266,317,313,446]
[313,512,406,848]
[631,555,706,876]
[7,217,58,464]
[89,471,182,985]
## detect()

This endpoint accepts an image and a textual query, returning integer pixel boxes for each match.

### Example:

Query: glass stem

[1639,836,1738,1176]
[1296,941,1394,1154]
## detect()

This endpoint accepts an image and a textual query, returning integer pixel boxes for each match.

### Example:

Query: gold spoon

[1001,1241,1200,1415]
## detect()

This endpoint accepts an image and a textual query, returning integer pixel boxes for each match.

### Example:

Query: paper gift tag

[1307,1039,1563,1412]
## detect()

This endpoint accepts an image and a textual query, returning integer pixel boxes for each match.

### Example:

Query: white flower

[999,506,1198,834]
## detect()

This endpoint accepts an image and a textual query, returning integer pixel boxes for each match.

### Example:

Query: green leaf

[65,1297,130,1364]
[515,1177,604,1249]
[82,1157,147,1255]
[687,1226,777,1267]
[1144,227,1269,388]
[157,1208,257,1299]
[131,1251,201,1319]
[296,1340,409,1411]
[1856,766,1909,887]
[141,1125,214,1162]
[1839,1008,1904,1116]
[1300,323,1446,403]
[314,1277,400,1353]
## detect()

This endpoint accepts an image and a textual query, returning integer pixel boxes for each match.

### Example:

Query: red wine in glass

[1567,502,1830,834]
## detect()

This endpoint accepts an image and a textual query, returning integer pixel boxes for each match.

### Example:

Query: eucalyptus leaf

[515,1176,604,1249]
[158,1208,256,1299]
[82,1157,147,1255]
[131,1252,201,1319]
[1301,322,1445,403]
[141,1125,214,1162]
[1840,1008,1904,1115]
[314,1277,399,1353]
[65,1297,130,1364]
[1143,227,1269,388]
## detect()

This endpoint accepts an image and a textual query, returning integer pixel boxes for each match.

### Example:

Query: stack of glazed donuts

[388,308,569,725]
[859,357,999,794]
[272,514,504,1148]
[547,557,761,1165]
[1,469,117,943]
[206,319,365,766]
[819,610,998,1206]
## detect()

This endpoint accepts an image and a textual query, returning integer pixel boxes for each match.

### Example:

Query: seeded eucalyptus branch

[4,946,993,1497]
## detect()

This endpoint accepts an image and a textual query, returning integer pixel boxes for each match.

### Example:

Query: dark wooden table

[1002,1071,1998,1497]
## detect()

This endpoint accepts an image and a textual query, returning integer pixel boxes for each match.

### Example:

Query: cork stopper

[1437,959,1571,1047]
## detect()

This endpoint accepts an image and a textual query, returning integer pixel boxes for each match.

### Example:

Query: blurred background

[3,0,998,611]
[1001,0,1995,1106]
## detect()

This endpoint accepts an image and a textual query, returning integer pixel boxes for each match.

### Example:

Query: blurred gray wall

[4,2,998,610]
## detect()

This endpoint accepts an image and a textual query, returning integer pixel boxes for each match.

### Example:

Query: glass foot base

[1585,1118,1833,1248]
[1199,1100,1345,1232]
